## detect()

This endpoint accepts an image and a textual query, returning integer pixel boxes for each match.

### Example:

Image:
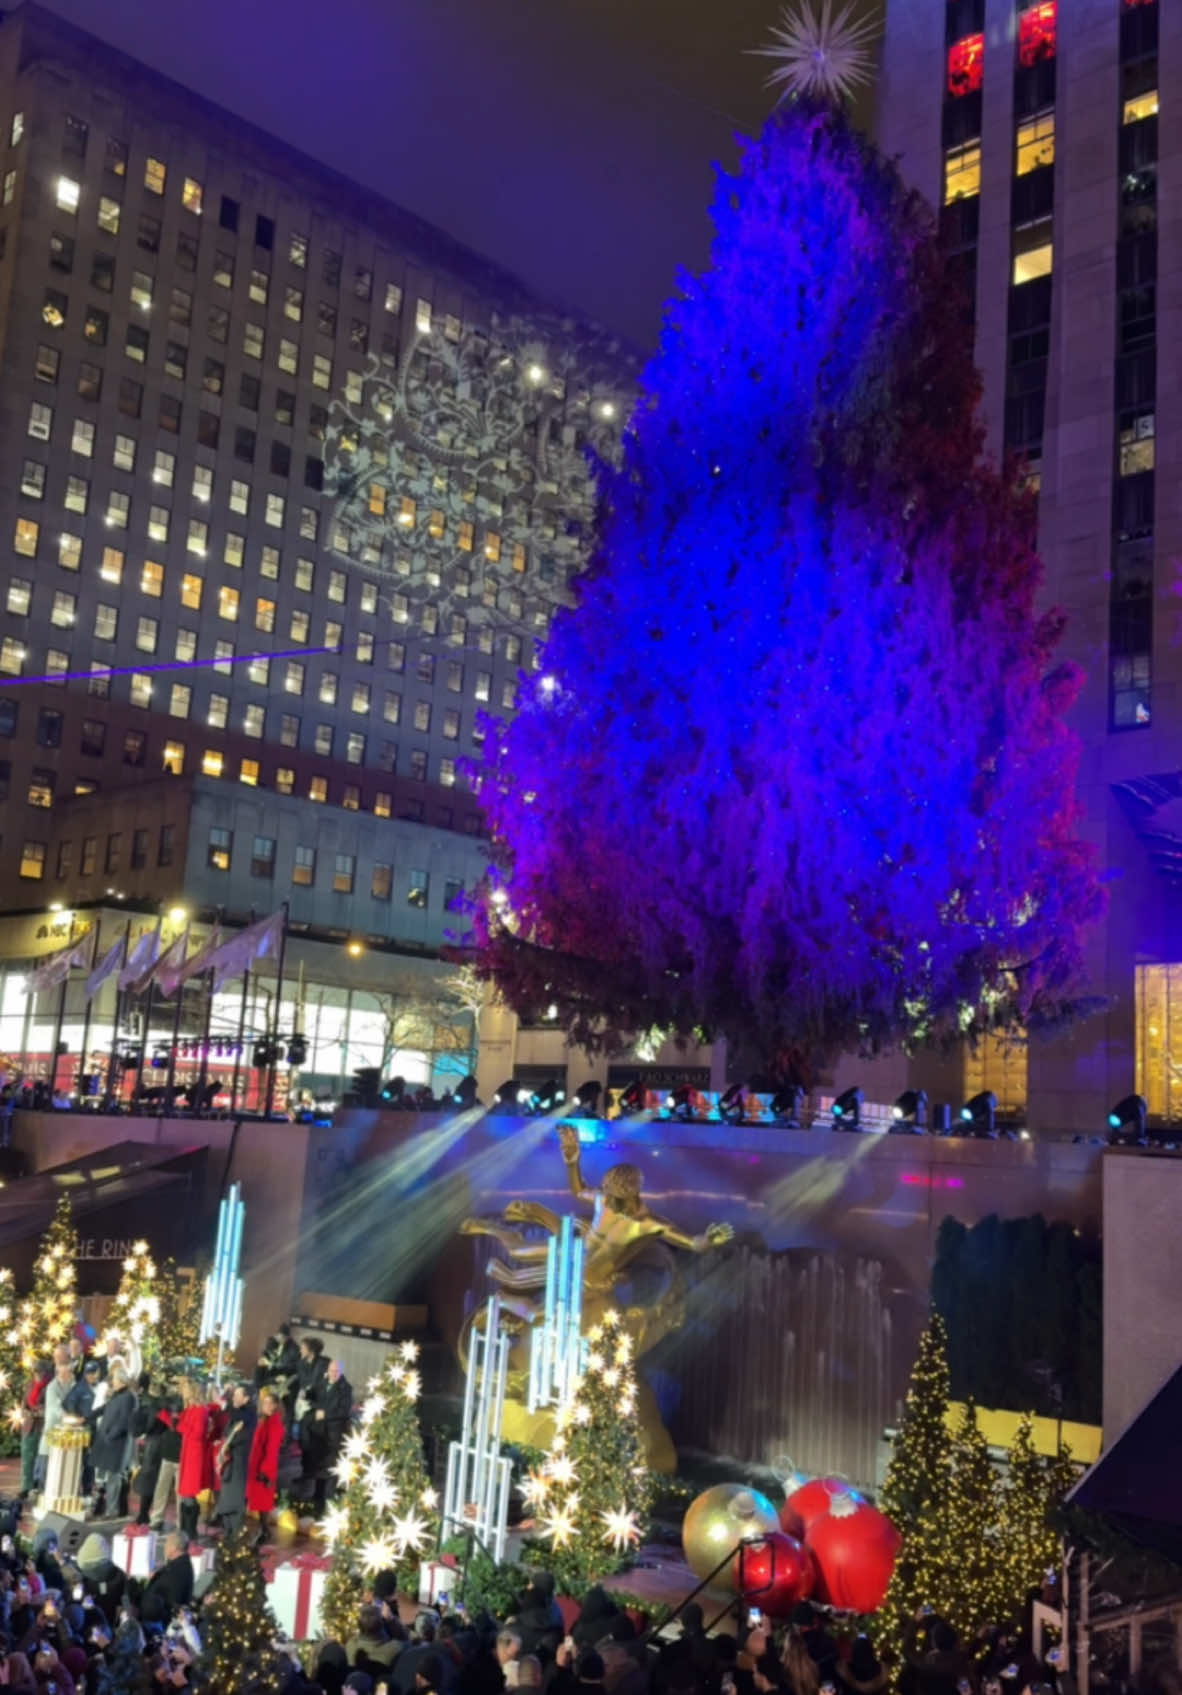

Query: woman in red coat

[246,1388,284,1529]
[175,1377,210,1538]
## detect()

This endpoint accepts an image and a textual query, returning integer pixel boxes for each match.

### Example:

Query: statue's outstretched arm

[559,1123,593,1201]
[652,1218,735,1252]
[458,1217,548,1260]
[487,1258,548,1294]
[504,1199,564,1236]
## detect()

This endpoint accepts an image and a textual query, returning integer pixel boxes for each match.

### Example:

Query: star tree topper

[750,0,876,104]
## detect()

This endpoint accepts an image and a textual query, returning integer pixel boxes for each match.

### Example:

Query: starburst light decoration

[749,0,877,105]
[601,1507,642,1552]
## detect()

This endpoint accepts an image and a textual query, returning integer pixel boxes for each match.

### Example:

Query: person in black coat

[139,1530,194,1625]
[132,1394,168,1525]
[214,1384,256,1535]
[296,1339,328,1490]
[90,1366,137,1518]
[307,1359,352,1511]
[257,1324,301,1414]
[72,1532,127,1626]
[510,1572,563,1661]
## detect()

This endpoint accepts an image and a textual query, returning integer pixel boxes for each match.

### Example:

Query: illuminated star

[548,1455,578,1488]
[392,1512,430,1555]
[361,1395,386,1427]
[587,1325,603,1345]
[748,0,876,104]
[603,1309,620,1329]
[343,1430,369,1465]
[361,1536,400,1574]
[321,1504,349,1546]
[521,1471,551,1509]
[399,1340,420,1364]
[388,1362,406,1385]
[601,1507,641,1552]
[603,1367,621,1389]
[366,1476,400,1515]
[574,1404,593,1426]
[542,1503,579,1549]
[7,1408,21,1430]
[332,1454,358,1488]
[402,1370,422,1401]
[615,1335,633,1361]
[420,1485,439,1510]
[587,1352,606,1374]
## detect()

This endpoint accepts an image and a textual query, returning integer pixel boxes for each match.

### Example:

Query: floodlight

[891,1089,928,1132]
[718,1083,746,1125]
[960,1090,997,1137]
[1107,1093,1147,1144]
[771,1084,806,1126]
[831,1087,863,1129]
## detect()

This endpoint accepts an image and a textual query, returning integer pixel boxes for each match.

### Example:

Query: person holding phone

[73,1533,126,1628]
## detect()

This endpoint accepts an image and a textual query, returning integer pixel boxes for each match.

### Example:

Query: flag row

[25,908,285,999]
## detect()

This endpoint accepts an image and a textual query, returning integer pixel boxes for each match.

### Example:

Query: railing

[639,1535,782,1642]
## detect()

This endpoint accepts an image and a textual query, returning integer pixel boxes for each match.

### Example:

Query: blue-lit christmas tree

[475,99,1100,1072]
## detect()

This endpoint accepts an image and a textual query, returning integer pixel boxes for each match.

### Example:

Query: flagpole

[164,971,185,1112]
[131,979,157,1113]
[74,917,102,1105]
[106,921,132,1110]
[262,901,290,1120]
[48,914,78,1104]
[228,970,250,1115]
[196,970,214,1113]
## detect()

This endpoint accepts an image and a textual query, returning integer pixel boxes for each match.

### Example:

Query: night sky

[41,0,881,350]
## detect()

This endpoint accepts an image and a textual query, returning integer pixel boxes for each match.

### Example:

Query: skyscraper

[877,0,1181,1130]
[0,4,631,1102]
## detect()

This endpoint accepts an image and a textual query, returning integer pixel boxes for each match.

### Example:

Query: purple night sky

[41,0,879,345]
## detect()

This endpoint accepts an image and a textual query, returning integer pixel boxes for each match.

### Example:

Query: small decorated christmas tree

[938,1400,1004,1637]
[321,1341,438,1640]
[197,1526,286,1695]
[16,1196,77,1371]
[0,1268,24,1445]
[878,1314,954,1674]
[108,1240,161,1375]
[999,1413,1073,1619]
[525,1308,651,1591]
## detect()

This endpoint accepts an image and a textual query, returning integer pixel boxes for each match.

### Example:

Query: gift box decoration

[112,1525,157,1578]
[418,1555,459,1606]
[266,1551,331,1641]
[189,1543,217,1581]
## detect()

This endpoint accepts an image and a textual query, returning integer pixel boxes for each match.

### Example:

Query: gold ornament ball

[681,1483,780,1584]
[275,1507,300,1547]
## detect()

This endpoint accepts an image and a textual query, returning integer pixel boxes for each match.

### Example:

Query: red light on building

[1122,0,1154,8]
[1018,1,1057,65]
[947,33,985,96]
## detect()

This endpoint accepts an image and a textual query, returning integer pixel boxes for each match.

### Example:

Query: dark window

[946,0,984,40]
[198,410,220,449]
[1120,116,1159,175]
[942,90,982,148]
[1116,347,1156,410]
[123,729,146,766]
[202,357,225,396]
[0,699,18,738]
[1119,283,1156,353]
[234,426,256,464]
[255,213,274,250]
[219,194,239,232]
[49,231,74,272]
[308,404,328,441]
[323,249,341,287]
[1115,469,1155,540]
[104,833,121,873]
[0,760,9,801]
[137,213,161,253]
[117,375,141,417]
[159,394,182,434]
[1120,3,1158,63]
[90,252,114,293]
[271,441,291,477]
[304,455,324,491]
[238,373,260,411]
[62,114,89,160]
[84,304,108,345]
[275,389,296,427]
[1011,165,1054,225]
[37,709,63,748]
[1004,389,1045,452]
[940,195,980,250]
[165,340,187,381]
[1118,230,1158,290]
[176,231,198,272]
[157,823,175,866]
[1009,274,1053,333]
[207,826,232,871]
[250,835,276,878]
[1013,57,1056,118]
[130,828,149,869]
[80,718,106,756]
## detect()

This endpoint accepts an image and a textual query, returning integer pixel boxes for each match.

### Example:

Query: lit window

[240,758,260,786]
[261,545,281,580]
[312,353,332,389]
[1120,414,1155,475]
[1012,218,1054,284]
[289,232,308,267]
[1016,111,1055,175]
[59,534,82,571]
[333,853,356,894]
[207,826,232,871]
[187,518,208,555]
[407,868,429,908]
[105,491,130,529]
[94,604,117,642]
[248,655,270,686]
[276,767,295,794]
[202,749,224,778]
[14,517,38,557]
[97,196,120,234]
[458,520,474,552]
[141,560,164,597]
[944,141,981,204]
[0,637,24,675]
[20,459,45,499]
[168,684,191,719]
[415,298,431,334]
[1124,90,1159,124]
[244,322,265,360]
[19,841,45,880]
[147,506,169,543]
[182,175,203,214]
[6,578,31,616]
[2,169,15,207]
[130,672,153,707]
[218,586,240,622]
[250,834,275,878]
[180,573,203,610]
[290,609,310,643]
[947,33,984,96]
[384,282,402,314]
[224,532,245,567]
[309,776,327,804]
[293,845,316,885]
[101,547,124,584]
[135,616,158,653]
[56,176,80,213]
[1017,1,1056,67]
[278,338,299,375]
[144,156,166,194]
[229,479,250,516]
[265,492,285,528]
[255,597,276,633]
[176,629,197,662]
[206,694,228,729]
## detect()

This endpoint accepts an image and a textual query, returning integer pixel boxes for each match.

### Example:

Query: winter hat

[77,1534,110,1567]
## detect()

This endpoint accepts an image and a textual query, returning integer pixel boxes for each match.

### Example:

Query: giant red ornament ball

[784,1476,864,1537]
[733,1531,816,1618]
[806,1491,900,1613]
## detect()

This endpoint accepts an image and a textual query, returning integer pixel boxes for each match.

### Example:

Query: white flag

[173,925,225,986]
[28,932,94,995]
[152,928,192,998]
[119,922,162,992]
[87,932,127,999]
[202,910,285,993]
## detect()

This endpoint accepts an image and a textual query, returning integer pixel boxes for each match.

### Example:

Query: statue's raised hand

[705,1222,734,1247]
[558,1123,581,1164]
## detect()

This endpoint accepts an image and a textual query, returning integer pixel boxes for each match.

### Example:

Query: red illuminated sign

[947,33,985,96]
[1018,1,1057,66]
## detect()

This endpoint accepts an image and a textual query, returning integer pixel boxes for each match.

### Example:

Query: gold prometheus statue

[459,1123,734,1469]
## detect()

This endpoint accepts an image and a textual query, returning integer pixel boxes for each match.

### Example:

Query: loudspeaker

[35,1512,87,1557]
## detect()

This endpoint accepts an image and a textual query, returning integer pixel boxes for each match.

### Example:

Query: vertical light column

[199,1180,245,1386]
[527,1212,587,1413]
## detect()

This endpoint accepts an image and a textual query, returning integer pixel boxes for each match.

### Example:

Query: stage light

[1107,1093,1147,1144]
[771,1083,806,1126]
[379,1074,408,1106]
[490,1078,518,1114]
[831,1087,863,1129]
[666,1084,698,1123]
[529,1077,564,1114]
[718,1082,746,1125]
[618,1080,646,1115]
[960,1090,997,1137]
[891,1089,928,1132]
[451,1074,479,1110]
[286,1033,308,1067]
[571,1080,603,1116]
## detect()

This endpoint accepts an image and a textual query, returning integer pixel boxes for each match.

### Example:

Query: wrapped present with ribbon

[113,1525,157,1578]
[189,1543,217,1582]
[418,1556,459,1606]
[266,1551,332,1642]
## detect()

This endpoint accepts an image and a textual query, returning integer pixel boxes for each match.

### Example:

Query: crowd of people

[18,1322,354,1534]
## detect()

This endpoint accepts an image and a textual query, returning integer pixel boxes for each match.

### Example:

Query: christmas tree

[878,1314,954,1672]
[197,1526,286,1695]
[107,1240,161,1375]
[472,99,1100,1073]
[999,1413,1073,1619]
[0,1268,24,1449]
[16,1196,77,1372]
[938,1400,1005,1638]
[321,1341,438,1640]
[525,1308,651,1592]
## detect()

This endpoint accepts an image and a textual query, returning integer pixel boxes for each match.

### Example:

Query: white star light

[361,1536,400,1574]
[601,1507,641,1552]
[521,1471,550,1509]
[542,1503,579,1549]
[402,1369,421,1401]
[343,1430,369,1464]
[420,1485,439,1510]
[361,1395,386,1426]
[399,1340,420,1363]
[548,1455,578,1488]
[749,0,877,104]
[322,1504,350,1546]
[367,1477,400,1515]
[332,1454,359,1488]
[392,1511,431,1555]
